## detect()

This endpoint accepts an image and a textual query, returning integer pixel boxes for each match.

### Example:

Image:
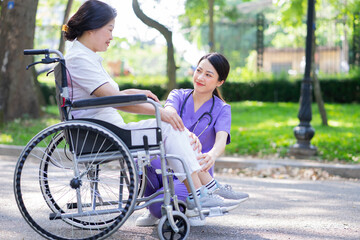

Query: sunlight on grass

[254,118,299,129]
[0,134,13,144]
[242,101,265,107]
[328,120,354,128]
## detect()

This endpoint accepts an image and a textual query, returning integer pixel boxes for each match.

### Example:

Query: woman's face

[193,59,224,95]
[88,19,115,52]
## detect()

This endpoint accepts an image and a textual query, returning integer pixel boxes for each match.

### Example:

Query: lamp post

[289,0,317,157]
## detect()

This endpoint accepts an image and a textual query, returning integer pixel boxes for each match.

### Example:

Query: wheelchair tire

[157,211,190,240]
[14,121,138,240]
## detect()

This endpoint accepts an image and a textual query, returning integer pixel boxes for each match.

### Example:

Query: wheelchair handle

[24,49,64,59]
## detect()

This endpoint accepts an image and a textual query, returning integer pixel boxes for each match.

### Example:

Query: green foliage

[1,102,358,163]
[36,0,66,50]
[274,0,306,28]
[314,106,360,163]
[34,0,82,58]
[222,78,360,103]
[0,106,59,145]
[227,101,360,163]
[271,0,360,49]
[180,0,227,45]
[37,72,360,105]
[113,75,168,86]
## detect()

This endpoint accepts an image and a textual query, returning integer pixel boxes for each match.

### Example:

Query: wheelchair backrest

[54,62,71,121]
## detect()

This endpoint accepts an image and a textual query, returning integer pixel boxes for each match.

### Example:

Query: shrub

[39,77,360,105]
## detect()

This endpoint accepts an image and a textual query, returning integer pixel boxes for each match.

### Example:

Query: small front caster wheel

[157,211,190,240]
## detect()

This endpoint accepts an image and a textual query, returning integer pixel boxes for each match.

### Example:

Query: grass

[1,102,359,163]
[228,101,359,163]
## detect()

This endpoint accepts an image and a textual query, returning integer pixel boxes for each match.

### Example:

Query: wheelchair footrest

[202,206,230,217]
[186,206,230,218]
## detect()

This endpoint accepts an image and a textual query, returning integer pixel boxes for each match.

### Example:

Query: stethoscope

[180,90,214,137]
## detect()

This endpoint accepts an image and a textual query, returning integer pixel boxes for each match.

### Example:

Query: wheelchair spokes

[14,121,138,239]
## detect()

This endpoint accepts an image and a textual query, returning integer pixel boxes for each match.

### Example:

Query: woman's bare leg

[198,171,214,185]
[183,172,202,192]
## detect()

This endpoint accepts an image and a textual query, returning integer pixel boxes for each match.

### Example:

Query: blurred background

[0,0,359,162]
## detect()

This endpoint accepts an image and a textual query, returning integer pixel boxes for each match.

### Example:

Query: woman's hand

[123,89,160,103]
[160,108,185,131]
[197,152,216,172]
[189,132,202,153]
[197,131,228,172]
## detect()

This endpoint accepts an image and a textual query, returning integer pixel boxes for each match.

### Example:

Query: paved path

[1,155,360,240]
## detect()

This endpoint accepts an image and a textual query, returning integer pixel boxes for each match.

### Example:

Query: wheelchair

[13,49,204,240]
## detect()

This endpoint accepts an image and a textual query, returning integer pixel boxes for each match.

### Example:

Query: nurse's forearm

[207,131,228,159]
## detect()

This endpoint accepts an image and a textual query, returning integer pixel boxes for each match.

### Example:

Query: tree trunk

[59,0,74,54]
[311,4,328,126]
[313,74,328,125]
[0,0,42,124]
[132,0,176,97]
[208,0,215,52]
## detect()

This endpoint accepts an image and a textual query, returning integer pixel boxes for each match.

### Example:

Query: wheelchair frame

[13,49,204,240]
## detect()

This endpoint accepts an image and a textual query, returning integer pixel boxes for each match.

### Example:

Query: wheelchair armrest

[71,94,148,110]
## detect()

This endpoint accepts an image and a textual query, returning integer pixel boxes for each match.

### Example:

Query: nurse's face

[87,19,115,52]
[193,59,224,95]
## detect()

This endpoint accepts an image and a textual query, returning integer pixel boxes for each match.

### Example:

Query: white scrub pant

[120,119,201,182]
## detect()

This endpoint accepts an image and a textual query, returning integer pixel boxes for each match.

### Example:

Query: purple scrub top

[165,89,231,155]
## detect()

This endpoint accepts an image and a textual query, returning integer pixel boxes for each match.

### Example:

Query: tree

[208,0,215,52]
[0,0,42,124]
[180,0,227,52]
[59,0,74,54]
[132,0,177,95]
[311,4,328,126]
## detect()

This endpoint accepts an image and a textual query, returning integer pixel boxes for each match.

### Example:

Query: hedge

[40,78,360,105]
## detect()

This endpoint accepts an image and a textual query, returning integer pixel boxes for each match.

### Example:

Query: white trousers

[120,119,201,182]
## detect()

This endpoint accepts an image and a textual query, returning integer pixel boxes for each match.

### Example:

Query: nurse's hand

[160,108,185,131]
[189,132,202,153]
[197,153,215,172]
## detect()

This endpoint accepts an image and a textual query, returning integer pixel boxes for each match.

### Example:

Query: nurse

[136,53,249,227]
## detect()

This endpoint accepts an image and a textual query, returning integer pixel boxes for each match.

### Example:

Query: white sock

[188,187,201,200]
[205,178,217,192]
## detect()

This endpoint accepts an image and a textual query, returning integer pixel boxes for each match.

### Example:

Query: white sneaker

[186,186,239,217]
[213,180,249,202]
[188,216,206,226]
[135,210,159,227]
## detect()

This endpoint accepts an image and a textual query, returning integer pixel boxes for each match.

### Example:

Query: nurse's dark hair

[64,0,117,41]
[197,52,230,102]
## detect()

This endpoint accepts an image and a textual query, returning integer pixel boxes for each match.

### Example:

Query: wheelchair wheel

[157,211,190,240]
[38,131,122,229]
[14,121,138,240]
[173,200,187,214]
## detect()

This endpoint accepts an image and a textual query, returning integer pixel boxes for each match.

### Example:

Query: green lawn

[1,101,359,163]
[228,101,359,163]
